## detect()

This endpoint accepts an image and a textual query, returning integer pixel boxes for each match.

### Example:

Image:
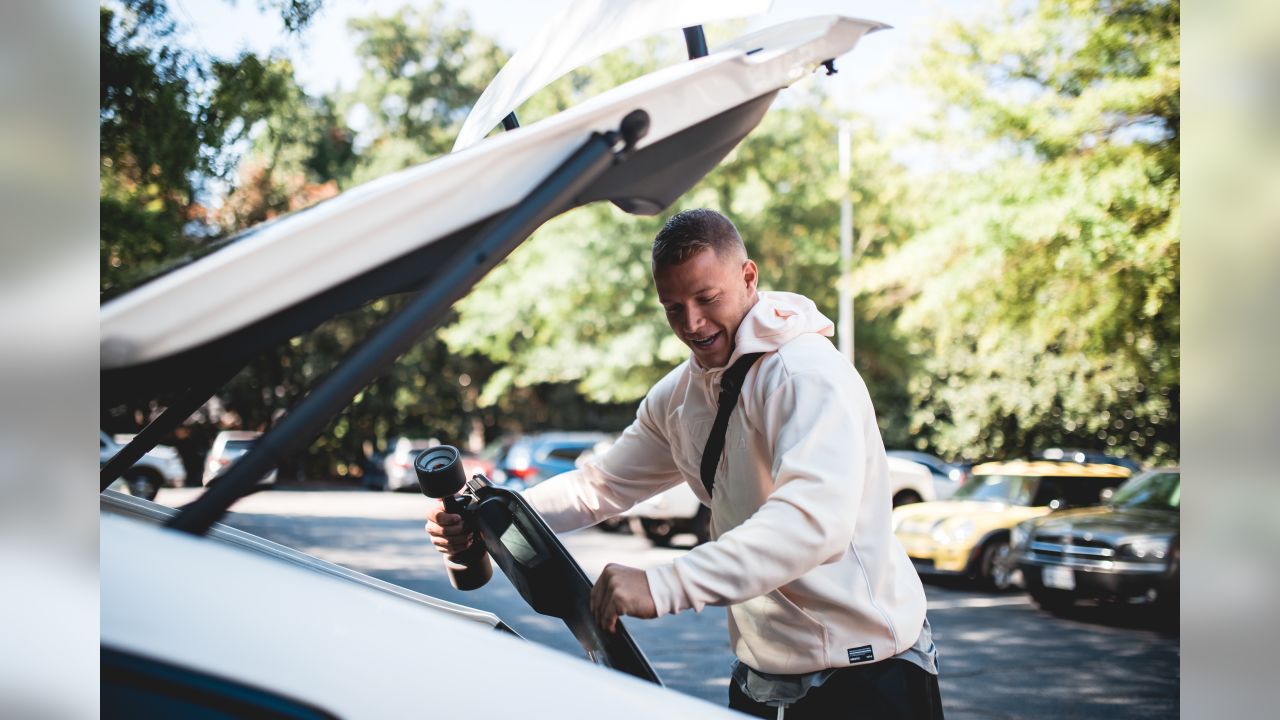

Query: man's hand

[591,563,657,633]
[423,498,473,556]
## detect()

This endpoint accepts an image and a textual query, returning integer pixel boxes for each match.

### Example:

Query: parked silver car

[99,430,186,500]
[202,430,277,486]
[383,437,439,491]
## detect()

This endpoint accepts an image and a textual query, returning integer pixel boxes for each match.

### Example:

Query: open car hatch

[100,15,887,404]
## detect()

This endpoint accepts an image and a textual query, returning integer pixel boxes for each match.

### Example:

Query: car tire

[1029,585,1075,614]
[125,469,161,502]
[979,538,1016,591]
[1151,570,1179,624]
[640,518,675,547]
[596,517,630,534]
[892,490,923,508]
[690,507,712,546]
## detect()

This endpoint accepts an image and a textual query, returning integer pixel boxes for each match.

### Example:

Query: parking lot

[156,488,1179,719]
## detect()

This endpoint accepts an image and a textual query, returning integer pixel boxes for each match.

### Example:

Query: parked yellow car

[892,460,1132,589]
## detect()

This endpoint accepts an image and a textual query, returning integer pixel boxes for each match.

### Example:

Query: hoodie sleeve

[645,365,866,615]
[523,385,686,534]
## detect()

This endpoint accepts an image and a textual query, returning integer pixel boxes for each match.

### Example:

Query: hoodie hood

[694,291,833,371]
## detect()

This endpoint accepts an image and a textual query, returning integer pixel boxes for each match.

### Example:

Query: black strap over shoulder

[700,352,765,498]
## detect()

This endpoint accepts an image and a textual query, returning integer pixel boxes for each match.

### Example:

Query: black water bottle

[415,445,493,591]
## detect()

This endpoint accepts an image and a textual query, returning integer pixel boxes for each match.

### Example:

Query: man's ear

[742,259,759,293]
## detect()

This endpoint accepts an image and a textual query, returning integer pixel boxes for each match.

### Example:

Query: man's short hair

[651,208,745,271]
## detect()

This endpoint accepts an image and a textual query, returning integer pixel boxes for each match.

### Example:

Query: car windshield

[952,473,1121,508]
[951,475,1035,504]
[1110,470,1180,510]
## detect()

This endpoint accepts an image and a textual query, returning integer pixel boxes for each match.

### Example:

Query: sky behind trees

[175,1,985,140]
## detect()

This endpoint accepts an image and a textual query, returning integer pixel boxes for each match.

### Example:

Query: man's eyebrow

[659,287,718,305]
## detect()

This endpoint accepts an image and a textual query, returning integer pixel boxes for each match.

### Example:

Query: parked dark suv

[491,432,610,490]
[1013,468,1180,614]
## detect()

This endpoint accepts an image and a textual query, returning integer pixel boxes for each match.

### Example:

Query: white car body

[625,455,936,544]
[101,498,737,718]
[886,456,937,505]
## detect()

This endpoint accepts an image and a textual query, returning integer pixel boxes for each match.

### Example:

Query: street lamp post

[837,119,854,362]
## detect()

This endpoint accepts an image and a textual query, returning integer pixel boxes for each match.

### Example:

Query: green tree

[343,2,508,184]
[445,68,922,443]
[201,5,569,478]
[99,0,323,296]
[213,64,354,229]
[857,0,1179,463]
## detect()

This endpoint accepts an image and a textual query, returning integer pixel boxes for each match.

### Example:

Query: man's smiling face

[654,247,759,369]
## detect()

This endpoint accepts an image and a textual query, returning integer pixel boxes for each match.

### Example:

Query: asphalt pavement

[155,488,1179,718]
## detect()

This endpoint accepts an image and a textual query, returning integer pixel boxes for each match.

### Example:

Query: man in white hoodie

[427,209,942,718]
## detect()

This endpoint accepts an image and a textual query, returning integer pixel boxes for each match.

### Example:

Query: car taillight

[509,466,537,479]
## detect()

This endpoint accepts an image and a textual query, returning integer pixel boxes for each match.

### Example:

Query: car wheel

[640,519,675,548]
[125,469,160,501]
[596,517,630,534]
[892,490,922,508]
[1029,585,1074,614]
[1151,570,1179,623]
[980,539,1016,591]
[690,507,712,545]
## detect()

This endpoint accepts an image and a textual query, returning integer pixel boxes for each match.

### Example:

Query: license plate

[1043,566,1075,590]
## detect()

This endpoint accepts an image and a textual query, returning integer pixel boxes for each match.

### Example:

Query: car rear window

[102,648,338,719]
[1031,476,1125,507]
[546,447,587,462]
[953,473,1124,507]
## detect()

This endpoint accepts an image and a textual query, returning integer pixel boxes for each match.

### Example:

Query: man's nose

[682,307,706,334]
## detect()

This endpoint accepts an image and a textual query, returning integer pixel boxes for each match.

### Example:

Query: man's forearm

[521,470,605,534]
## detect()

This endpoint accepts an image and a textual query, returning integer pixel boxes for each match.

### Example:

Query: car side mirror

[1099,488,1115,503]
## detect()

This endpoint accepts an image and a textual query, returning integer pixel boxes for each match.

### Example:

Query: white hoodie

[523,291,927,674]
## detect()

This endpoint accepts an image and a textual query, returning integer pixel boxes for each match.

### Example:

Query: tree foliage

[99,0,322,295]
[857,0,1179,462]
[446,62,923,445]
[344,1,507,182]
[196,3,515,476]
[112,3,632,478]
